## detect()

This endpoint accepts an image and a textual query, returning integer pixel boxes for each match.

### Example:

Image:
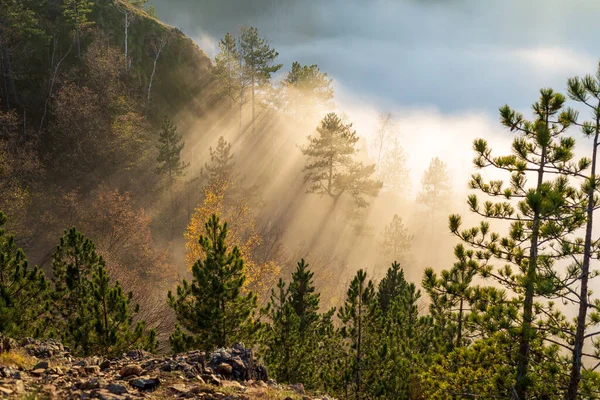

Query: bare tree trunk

[239,84,243,137]
[124,11,128,70]
[40,38,73,132]
[251,75,255,135]
[23,108,26,140]
[147,36,168,111]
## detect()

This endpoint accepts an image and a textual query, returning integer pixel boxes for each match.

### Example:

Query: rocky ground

[0,336,332,400]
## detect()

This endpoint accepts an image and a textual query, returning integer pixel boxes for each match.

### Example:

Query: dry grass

[0,349,36,370]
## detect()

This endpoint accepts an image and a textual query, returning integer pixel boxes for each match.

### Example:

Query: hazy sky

[148,0,600,113]
[148,0,600,189]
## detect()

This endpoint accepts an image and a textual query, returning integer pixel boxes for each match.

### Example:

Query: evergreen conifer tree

[422,244,478,349]
[378,215,412,266]
[288,259,320,334]
[156,115,188,185]
[168,214,257,352]
[450,88,581,398]
[416,156,451,214]
[62,0,94,58]
[0,211,49,337]
[214,32,242,109]
[239,26,282,134]
[302,113,383,208]
[156,115,188,237]
[202,136,235,186]
[284,62,333,114]
[563,65,600,399]
[262,278,301,383]
[51,227,156,356]
[338,269,375,400]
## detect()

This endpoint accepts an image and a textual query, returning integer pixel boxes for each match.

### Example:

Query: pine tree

[378,136,411,196]
[338,269,375,400]
[156,115,188,184]
[284,62,333,115]
[450,88,581,398]
[563,64,600,399]
[422,244,478,349]
[302,113,383,208]
[416,156,451,213]
[202,136,235,186]
[62,0,94,58]
[370,263,431,400]
[0,211,49,337]
[214,32,242,109]
[378,214,412,266]
[168,214,257,352]
[376,261,407,315]
[288,259,320,334]
[51,227,156,356]
[263,278,302,383]
[90,264,157,356]
[156,115,188,237]
[239,26,282,134]
[262,259,332,388]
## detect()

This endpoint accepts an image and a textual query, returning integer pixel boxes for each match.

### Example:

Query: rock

[168,383,188,394]
[127,349,150,359]
[290,382,305,394]
[14,380,25,394]
[33,361,49,370]
[190,385,214,395]
[0,366,20,379]
[84,365,101,374]
[0,335,17,353]
[129,376,160,391]
[201,373,221,386]
[217,363,233,376]
[79,377,103,390]
[30,368,47,377]
[105,383,128,395]
[222,380,244,390]
[94,388,127,400]
[119,364,143,378]
[100,360,111,370]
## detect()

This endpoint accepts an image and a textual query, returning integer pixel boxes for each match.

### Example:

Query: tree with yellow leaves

[184,179,280,302]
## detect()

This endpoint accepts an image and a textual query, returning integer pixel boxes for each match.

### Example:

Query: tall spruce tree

[51,227,156,356]
[168,214,257,352]
[302,112,383,208]
[0,211,49,337]
[449,88,582,398]
[239,26,282,134]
